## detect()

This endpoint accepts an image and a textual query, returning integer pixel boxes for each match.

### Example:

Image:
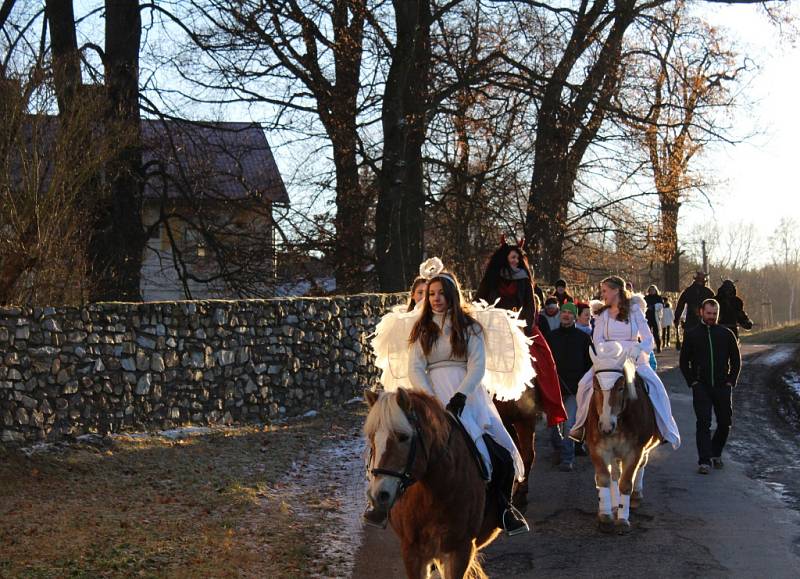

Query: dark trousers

[661,325,671,347]
[691,382,733,465]
[647,320,662,352]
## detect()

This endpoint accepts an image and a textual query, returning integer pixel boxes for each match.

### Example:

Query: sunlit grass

[0,407,366,578]
[741,322,800,344]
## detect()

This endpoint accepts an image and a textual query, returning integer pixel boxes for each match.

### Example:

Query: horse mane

[364,389,450,451]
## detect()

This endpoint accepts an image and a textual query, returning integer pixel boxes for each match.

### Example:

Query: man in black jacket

[675,271,715,337]
[715,279,753,338]
[679,299,742,474]
[548,302,593,471]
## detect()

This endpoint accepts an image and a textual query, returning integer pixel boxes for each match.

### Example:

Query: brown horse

[364,388,502,579]
[585,342,661,534]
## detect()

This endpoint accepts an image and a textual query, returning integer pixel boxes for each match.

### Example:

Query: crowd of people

[367,240,751,534]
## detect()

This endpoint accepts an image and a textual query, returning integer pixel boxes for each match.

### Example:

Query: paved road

[352,344,800,578]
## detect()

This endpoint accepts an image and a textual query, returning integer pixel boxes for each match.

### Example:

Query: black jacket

[675,283,715,329]
[548,325,593,396]
[644,293,663,325]
[679,323,741,388]
[715,281,753,335]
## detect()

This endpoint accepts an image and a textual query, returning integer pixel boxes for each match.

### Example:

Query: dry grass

[0,405,367,578]
[741,323,800,344]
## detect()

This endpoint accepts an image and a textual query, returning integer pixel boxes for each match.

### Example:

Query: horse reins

[368,409,427,498]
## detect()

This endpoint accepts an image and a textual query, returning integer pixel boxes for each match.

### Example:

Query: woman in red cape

[476,239,566,426]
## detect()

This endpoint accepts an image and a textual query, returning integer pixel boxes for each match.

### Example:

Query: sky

[680,2,800,260]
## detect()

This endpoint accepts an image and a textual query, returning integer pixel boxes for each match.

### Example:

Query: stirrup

[568,427,585,443]
[502,505,530,537]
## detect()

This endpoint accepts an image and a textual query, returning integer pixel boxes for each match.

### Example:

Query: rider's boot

[502,504,530,536]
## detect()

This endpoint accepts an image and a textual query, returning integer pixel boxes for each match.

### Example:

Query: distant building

[139,119,290,300]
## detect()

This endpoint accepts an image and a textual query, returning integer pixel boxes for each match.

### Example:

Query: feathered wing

[471,300,536,401]
[370,305,421,392]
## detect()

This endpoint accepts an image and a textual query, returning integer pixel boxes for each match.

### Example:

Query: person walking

[715,280,754,338]
[661,300,675,349]
[675,271,715,335]
[679,299,742,475]
[645,285,664,353]
[539,297,561,338]
[548,302,593,472]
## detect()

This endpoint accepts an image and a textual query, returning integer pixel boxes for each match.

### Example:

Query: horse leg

[632,452,649,508]
[591,451,615,533]
[610,460,621,518]
[615,451,641,535]
[401,542,432,579]
[511,419,535,510]
[443,543,483,579]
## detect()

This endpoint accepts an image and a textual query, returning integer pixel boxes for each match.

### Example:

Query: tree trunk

[87,0,145,301]
[375,0,431,292]
[523,0,634,283]
[660,196,681,291]
[327,1,367,293]
[45,0,81,115]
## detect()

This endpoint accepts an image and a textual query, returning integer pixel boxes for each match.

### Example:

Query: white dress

[407,315,525,481]
[571,297,681,449]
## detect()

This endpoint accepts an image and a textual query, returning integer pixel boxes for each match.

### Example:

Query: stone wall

[0,294,407,443]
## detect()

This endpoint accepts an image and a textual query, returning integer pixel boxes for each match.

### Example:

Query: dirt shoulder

[0,403,368,578]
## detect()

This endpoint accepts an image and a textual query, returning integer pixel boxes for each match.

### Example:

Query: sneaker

[502,506,530,536]
[698,464,711,475]
[559,461,574,472]
[711,457,724,469]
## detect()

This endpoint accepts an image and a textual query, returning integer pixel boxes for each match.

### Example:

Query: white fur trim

[590,299,605,315]
[630,294,646,311]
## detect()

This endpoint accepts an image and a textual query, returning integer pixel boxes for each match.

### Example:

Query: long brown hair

[407,277,427,312]
[597,275,632,323]
[409,272,481,359]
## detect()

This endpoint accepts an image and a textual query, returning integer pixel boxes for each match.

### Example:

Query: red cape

[530,325,567,427]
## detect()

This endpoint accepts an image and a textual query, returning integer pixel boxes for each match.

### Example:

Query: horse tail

[465,552,489,579]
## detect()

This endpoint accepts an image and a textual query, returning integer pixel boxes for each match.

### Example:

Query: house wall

[140,201,276,301]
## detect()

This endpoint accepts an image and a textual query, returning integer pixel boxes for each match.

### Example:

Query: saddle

[445,413,515,505]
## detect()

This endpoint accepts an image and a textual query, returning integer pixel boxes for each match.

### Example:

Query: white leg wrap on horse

[618,494,631,521]
[611,480,620,508]
[598,487,613,515]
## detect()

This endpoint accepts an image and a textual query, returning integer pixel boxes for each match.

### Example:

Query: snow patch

[784,371,800,400]
[758,346,795,366]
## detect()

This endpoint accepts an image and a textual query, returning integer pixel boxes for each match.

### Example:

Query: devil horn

[517,237,525,249]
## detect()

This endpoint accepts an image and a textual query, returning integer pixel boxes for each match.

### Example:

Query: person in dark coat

[679,299,741,474]
[538,296,561,341]
[714,280,753,337]
[551,278,574,306]
[476,241,567,426]
[547,302,593,471]
[675,271,715,336]
[644,285,664,353]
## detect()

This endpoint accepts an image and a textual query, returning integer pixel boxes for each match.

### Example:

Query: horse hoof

[598,515,615,534]
[615,519,632,535]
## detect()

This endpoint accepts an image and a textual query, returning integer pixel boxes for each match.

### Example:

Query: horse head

[589,342,637,436]
[363,388,448,522]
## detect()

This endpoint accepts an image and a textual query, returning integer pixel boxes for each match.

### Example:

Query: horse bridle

[594,368,630,413]
[368,409,427,499]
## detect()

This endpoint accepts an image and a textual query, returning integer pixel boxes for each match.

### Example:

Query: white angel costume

[571,295,681,449]
[370,261,536,482]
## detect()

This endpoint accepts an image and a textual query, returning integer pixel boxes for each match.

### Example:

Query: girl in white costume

[569,276,681,448]
[369,258,534,535]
